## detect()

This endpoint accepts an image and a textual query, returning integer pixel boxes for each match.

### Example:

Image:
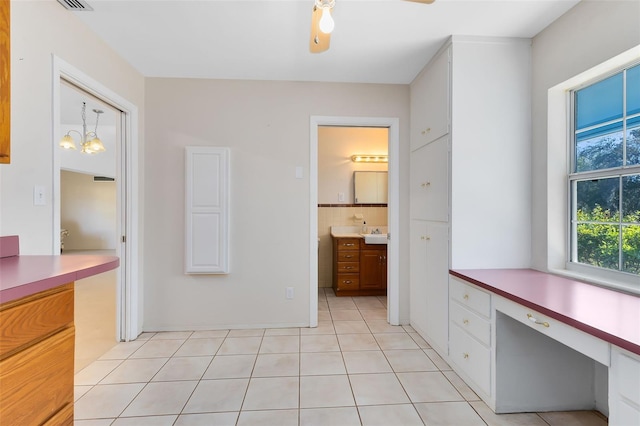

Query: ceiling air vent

[57,0,93,11]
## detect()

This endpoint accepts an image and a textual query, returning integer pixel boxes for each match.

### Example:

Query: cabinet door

[424,221,450,354]
[0,0,9,164]
[610,347,640,426]
[360,248,386,290]
[410,137,449,222]
[410,46,450,152]
[410,220,429,335]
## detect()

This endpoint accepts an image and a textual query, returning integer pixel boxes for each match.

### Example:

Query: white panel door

[185,147,230,274]
[410,220,429,335]
[424,221,450,354]
[410,137,449,222]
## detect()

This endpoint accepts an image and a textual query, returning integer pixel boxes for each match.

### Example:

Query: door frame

[52,56,141,341]
[309,116,400,326]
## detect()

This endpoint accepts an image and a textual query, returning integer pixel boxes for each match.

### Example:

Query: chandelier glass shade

[60,102,106,154]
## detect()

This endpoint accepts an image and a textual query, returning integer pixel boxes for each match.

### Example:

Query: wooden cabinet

[0,0,9,163]
[0,283,75,425]
[360,244,387,291]
[332,237,387,297]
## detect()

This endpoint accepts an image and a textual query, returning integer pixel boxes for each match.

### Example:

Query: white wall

[0,1,144,254]
[531,0,640,271]
[318,126,388,204]
[144,78,409,330]
[60,170,116,251]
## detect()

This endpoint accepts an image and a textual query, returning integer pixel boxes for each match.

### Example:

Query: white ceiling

[68,0,581,85]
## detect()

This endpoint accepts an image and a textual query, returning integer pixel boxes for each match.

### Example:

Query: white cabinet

[448,277,492,398]
[410,220,449,354]
[610,347,640,426]
[410,47,450,152]
[410,137,449,222]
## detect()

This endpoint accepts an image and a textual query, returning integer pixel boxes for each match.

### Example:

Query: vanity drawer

[494,295,610,366]
[337,252,359,262]
[450,322,491,395]
[450,300,491,347]
[450,277,491,318]
[335,275,359,291]
[336,238,360,251]
[337,262,359,273]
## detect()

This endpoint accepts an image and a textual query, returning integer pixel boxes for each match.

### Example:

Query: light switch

[338,192,345,202]
[34,185,46,206]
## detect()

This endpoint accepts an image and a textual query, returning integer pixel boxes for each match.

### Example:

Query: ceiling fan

[309,0,436,53]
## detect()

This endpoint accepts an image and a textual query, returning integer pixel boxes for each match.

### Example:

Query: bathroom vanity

[331,227,387,297]
[0,235,119,425]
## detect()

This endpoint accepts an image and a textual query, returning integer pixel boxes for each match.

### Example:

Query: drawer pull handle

[421,236,430,241]
[463,294,469,300]
[343,280,352,284]
[463,353,469,359]
[527,314,549,328]
[344,243,355,247]
[463,319,469,325]
[344,255,353,259]
[345,266,353,270]
[421,182,431,187]
[421,128,431,135]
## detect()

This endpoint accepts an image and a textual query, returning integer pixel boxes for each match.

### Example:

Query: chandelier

[59,102,106,154]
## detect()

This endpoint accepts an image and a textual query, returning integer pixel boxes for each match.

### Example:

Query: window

[570,63,640,277]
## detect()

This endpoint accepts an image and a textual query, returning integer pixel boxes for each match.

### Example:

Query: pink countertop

[450,269,640,356]
[0,254,119,304]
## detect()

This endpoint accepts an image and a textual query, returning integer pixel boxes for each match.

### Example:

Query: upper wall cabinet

[185,147,230,274]
[0,0,9,164]
[410,46,450,152]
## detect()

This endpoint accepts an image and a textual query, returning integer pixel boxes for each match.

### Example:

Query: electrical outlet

[286,287,294,299]
[338,192,345,202]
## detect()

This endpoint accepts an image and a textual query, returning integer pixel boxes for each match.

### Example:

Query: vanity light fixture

[351,155,388,163]
[59,102,106,154]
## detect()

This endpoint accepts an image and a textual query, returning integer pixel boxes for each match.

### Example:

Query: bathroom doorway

[310,116,400,327]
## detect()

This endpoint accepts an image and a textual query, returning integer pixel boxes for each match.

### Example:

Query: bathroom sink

[361,233,388,244]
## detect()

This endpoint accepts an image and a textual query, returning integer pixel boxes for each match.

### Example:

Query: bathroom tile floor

[74,288,608,425]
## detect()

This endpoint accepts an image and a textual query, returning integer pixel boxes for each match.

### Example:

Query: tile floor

[74,288,608,425]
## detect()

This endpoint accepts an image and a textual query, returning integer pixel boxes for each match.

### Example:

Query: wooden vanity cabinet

[0,282,75,425]
[332,236,387,297]
[360,243,387,292]
[0,0,9,164]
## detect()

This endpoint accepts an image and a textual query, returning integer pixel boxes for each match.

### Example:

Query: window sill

[550,266,640,297]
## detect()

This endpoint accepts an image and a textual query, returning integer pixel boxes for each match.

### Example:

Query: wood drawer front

[450,323,491,395]
[337,262,359,273]
[614,349,640,404]
[450,300,491,346]
[0,285,74,359]
[494,296,610,366]
[336,238,360,250]
[0,327,75,425]
[337,252,359,262]
[450,277,491,318]
[336,275,359,290]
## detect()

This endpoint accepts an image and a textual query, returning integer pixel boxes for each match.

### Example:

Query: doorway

[310,116,400,328]
[52,56,141,343]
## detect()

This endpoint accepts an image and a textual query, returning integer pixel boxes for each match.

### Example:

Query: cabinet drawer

[335,275,359,291]
[0,284,74,359]
[0,327,74,425]
[337,262,359,273]
[450,300,491,346]
[337,252,359,262]
[450,323,491,395]
[450,277,491,318]
[614,349,640,404]
[494,296,610,366]
[336,239,360,250]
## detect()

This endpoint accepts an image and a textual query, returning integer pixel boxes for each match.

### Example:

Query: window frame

[566,62,640,286]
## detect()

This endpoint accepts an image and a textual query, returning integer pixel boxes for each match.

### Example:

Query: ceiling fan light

[59,134,77,150]
[319,7,334,34]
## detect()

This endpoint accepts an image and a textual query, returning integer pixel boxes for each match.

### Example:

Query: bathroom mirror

[354,171,388,204]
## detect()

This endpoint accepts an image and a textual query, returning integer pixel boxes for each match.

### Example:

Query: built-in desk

[449,269,640,426]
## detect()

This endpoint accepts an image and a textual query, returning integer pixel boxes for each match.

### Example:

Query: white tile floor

[74,288,608,425]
